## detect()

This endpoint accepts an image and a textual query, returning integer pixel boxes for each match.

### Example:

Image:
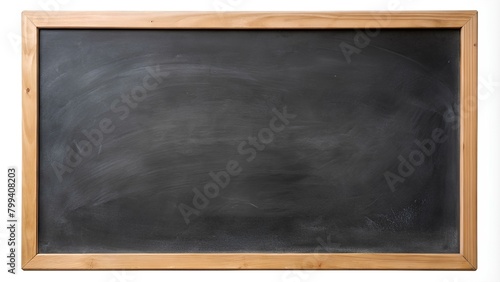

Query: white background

[1,0,499,281]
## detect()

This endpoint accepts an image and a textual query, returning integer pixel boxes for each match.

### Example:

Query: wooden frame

[22,11,477,270]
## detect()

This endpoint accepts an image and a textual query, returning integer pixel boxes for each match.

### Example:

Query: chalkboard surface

[38,29,460,253]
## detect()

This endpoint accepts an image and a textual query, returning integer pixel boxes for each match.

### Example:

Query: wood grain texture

[21,12,38,268]
[460,11,478,270]
[21,11,478,270]
[24,253,473,270]
[22,11,476,29]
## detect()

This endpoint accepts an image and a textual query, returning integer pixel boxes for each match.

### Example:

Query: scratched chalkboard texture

[38,29,460,253]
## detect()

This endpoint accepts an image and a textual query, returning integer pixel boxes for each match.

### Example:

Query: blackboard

[38,28,460,254]
[22,10,478,270]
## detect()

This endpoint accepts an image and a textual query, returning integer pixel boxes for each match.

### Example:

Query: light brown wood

[460,11,478,270]
[21,11,478,270]
[22,11,476,29]
[21,12,38,269]
[24,253,473,270]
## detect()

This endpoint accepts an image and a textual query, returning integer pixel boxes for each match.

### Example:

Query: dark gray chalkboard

[38,29,460,253]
